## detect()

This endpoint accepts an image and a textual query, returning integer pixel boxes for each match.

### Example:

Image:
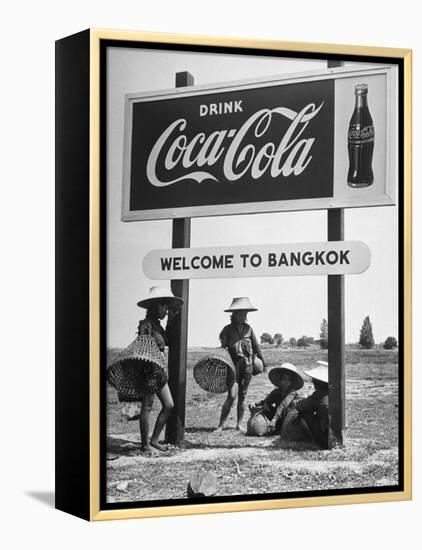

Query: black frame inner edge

[99,39,405,511]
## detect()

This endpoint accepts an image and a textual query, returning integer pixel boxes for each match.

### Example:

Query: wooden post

[327,59,345,447]
[165,71,194,444]
[327,209,345,445]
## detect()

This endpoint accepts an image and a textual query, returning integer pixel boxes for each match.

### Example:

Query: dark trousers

[300,410,329,449]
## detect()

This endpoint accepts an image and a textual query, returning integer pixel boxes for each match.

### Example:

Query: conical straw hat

[107,335,167,399]
[304,362,328,384]
[224,297,257,312]
[193,348,235,393]
[137,286,183,309]
[268,363,304,391]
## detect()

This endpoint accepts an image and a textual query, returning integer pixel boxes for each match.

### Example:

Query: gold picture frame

[55,28,412,521]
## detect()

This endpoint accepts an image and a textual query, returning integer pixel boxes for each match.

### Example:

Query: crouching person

[296,361,329,449]
[247,363,304,436]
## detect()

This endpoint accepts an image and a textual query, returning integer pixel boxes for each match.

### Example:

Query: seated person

[248,363,304,434]
[296,361,329,449]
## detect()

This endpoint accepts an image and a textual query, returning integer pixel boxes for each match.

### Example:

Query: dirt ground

[106,348,399,503]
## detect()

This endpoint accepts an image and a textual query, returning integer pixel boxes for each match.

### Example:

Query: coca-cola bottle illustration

[347,83,374,188]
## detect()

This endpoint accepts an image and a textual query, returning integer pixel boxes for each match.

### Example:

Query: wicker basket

[107,335,167,399]
[280,408,312,441]
[193,348,235,393]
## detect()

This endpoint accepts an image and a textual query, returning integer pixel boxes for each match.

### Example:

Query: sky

[106,47,398,348]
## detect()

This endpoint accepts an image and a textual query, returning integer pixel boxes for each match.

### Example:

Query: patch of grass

[107,346,398,371]
[106,347,399,502]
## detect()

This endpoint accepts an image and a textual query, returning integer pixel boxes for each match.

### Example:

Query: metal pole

[165,71,194,444]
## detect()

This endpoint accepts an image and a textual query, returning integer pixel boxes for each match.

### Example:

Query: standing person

[215,297,267,432]
[107,286,183,454]
[296,361,329,449]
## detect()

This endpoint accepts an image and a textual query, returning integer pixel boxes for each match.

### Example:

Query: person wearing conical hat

[108,286,183,454]
[215,297,268,432]
[296,361,329,449]
[248,363,304,435]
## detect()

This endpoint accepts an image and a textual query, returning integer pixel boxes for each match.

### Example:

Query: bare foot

[141,444,159,456]
[214,426,225,433]
[236,425,245,432]
[150,439,170,452]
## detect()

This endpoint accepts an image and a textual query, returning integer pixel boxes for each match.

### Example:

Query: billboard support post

[165,71,194,444]
[327,59,345,447]
[327,208,346,446]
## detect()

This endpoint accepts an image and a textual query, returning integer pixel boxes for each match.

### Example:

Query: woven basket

[107,335,167,399]
[193,348,235,393]
[280,407,312,441]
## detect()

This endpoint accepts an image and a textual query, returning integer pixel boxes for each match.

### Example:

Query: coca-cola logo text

[146,102,324,187]
[348,125,375,143]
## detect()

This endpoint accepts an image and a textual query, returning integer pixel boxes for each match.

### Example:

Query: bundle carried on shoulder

[107,335,167,400]
[193,348,235,393]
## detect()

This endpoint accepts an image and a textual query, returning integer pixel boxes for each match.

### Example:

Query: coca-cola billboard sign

[122,67,395,220]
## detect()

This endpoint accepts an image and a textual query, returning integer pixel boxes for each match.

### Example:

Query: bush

[297,335,312,348]
[260,332,274,345]
[383,336,398,350]
[274,333,283,346]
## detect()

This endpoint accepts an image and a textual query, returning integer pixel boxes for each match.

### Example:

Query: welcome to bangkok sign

[121,66,396,221]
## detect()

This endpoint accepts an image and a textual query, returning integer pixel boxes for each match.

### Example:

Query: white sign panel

[143,241,371,280]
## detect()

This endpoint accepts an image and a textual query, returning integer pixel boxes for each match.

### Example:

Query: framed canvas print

[55,29,412,521]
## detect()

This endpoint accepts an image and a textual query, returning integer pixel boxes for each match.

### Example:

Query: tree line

[260,315,398,350]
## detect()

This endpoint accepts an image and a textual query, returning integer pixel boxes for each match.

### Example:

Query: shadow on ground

[107,436,141,457]
[107,427,321,456]
[26,491,55,508]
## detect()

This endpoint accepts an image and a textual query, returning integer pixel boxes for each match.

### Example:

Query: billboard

[122,65,397,221]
